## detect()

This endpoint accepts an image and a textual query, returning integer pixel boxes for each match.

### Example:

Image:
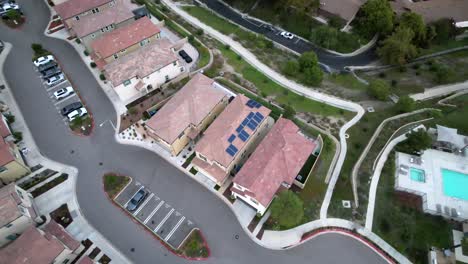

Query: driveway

[0,1,387,263]
[199,0,377,71]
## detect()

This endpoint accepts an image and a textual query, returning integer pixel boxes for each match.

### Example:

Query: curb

[101,175,211,261]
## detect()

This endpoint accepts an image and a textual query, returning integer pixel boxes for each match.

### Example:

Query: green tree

[298,51,318,70]
[282,104,296,119]
[309,26,339,50]
[433,65,455,84]
[431,18,457,44]
[399,12,426,45]
[282,60,300,77]
[356,0,394,38]
[377,26,418,65]
[368,79,390,100]
[302,65,323,86]
[5,9,21,21]
[396,128,432,154]
[395,95,415,113]
[270,190,304,228]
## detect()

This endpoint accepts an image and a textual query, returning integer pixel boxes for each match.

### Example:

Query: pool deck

[395,149,468,221]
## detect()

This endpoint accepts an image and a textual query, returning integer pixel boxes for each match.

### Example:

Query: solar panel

[253,114,263,123]
[228,134,236,143]
[240,130,250,139]
[236,125,244,133]
[247,121,256,130]
[238,133,248,142]
[246,100,255,108]
[255,112,264,119]
[226,148,235,156]
[254,102,261,108]
[247,112,254,119]
[230,144,238,153]
[242,118,249,126]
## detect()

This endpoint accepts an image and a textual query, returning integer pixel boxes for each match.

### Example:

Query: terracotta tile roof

[43,220,80,251]
[71,0,136,38]
[0,114,11,138]
[0,137,15,166]
[0,184,22,227]
[103,38,176,86]
[320,0,366,21]
[194,94,271,168]
[391,0,468,24]
[91,16,160,59]
[192,156,229,183]
[233,118,316,207]
[146,74,227,144]
[0,226,65,264]
[54,0,111,20]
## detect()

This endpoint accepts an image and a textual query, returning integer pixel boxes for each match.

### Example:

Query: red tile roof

[391,0,468,24]
[91,16,160,59]
[233,118,316,207]
[103,38,177,86]
[0,184,22,227]
[194,94,271,175]
[0,226,65,264]
[146,74,227,144]
[71,0,136,37]
[0,137,15,166]
[0,114,11,138]
[54,0,112,20]
[77,256,95,264]
[320,0,366,21]
[43,220,80,251]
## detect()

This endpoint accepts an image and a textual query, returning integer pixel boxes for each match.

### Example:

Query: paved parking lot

[33,62,86,126]
[114,180,196,249]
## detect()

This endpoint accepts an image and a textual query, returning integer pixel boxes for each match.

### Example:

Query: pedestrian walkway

[410,80,468,101]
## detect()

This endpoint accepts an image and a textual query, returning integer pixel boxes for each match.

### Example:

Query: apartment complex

[54,0,116,29]
[0,183,38,247]
[146,74,229,156]
[91,16,161,67]
[231,118,316,214]
[0,114,30,184]
[192,95,271,186]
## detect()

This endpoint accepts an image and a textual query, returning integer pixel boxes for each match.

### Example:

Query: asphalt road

[1,1,387,263]
[199,0,378,71]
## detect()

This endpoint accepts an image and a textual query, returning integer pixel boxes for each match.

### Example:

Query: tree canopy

[396,128,432,154]
[356,0,394,38]
[368,79,390,100]
[270,190,304,228]
[282,60,300,77]
[299,51,318,69]
[377,26,418,65]
[395,95,415,113]
[399,12,427,45]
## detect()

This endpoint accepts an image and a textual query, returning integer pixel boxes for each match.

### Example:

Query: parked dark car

[38,61,58,72]
[126,189,147,211]
[61,102,83,116]
[178,50,193,63]
[41,66,61,79]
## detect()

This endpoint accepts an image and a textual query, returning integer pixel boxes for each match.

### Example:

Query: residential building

[54,0,116,29]
[146,74,230,156]
[318,0,366,26]
[70,0,139,51]
[0,114,30,184]
[0,183,38,247]
[192,95,271,186]
[391,0,468,28]
[103,38,183,103]
[91,16,161,67]
[0,221,84,264]
[231,118,317,215]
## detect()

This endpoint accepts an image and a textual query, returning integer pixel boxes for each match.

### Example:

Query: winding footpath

[0,0,399,263]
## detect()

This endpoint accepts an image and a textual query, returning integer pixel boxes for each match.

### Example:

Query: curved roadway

[1,1,387,263]
[199,0,377,71]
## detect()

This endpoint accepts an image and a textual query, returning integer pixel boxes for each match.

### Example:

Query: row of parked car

[0,0,22,19]
[33,55,88,122]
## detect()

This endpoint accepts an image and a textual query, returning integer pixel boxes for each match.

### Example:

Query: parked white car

[280,31,294,40]
[67,107,87,122]
[45,73,64,87]
[33,55,55,67]
[53,86,74,100]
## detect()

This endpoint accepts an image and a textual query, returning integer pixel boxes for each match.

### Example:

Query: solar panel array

[246,99,262,109]
[225,110,266,157]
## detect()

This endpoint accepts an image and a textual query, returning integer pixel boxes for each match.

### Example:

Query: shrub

[368,79,390,100]
[4,113,15,124]
[395,95,415,113]
[412,63,420,70]
[188,35,194,42]
[433,66,455,84]
[378,72,386,78]
[13,131,23,143]
[391,79,398,87]
[224,44,230,50]
[99,73,106,80]
[328,16,344,29]
[128,107,138,115]
[90,62,96,68]
[196,29,203,35]
[31,43,43,53]
[83,50,89,56]
[282,60,300,77]
[75,38,81,44]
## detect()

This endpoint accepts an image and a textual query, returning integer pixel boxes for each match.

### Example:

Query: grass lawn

[435,94,468,134]
[327,73,368,91]
[178,229,209,258]
[462,238,468,256]
[103,173,130,199]
[373,155,454,264]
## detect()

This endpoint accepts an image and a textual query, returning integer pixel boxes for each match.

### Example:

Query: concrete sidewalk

[410,80,468,101]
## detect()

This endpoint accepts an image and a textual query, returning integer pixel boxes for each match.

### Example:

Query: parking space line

[54,93,76,105]
[46,85,59,91]
[276,31,281,35]
[134,193,154,216]
[164,216,185,241]
[143,200,164,224]
[154,208,174,232]
[123,186,144,208]
[294,38,300,44]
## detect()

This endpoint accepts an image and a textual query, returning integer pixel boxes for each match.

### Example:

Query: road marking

[123,186,144,208]
[165,216,185,241]
[294,38,300,44]
[154,208,174,232]
[54,93,76,105]
[134,193,154,216]
[143,200,164,224]
[276,31,281,35]
[46,85,59,91]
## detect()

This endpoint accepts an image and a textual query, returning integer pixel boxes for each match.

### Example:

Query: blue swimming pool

[442,169,468,200]
[410,168,425,182]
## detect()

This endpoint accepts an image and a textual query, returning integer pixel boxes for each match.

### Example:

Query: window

[165,75,169,81]
[120,48,126,54]
[173,61,177,66]
[16,190,24,199]
[198,154,207,162]
[75,16,80,21]
[91,33,96,38]
[0,166,7,173]
[180,67,184,72]
[109,0,115,6]
[91,8,100,14]
[100,28,105,33]
[113,54,119,59]
[250,197,258,205]
[62,259,70,264]
[123,80,131,86]
[6,223,13,228]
